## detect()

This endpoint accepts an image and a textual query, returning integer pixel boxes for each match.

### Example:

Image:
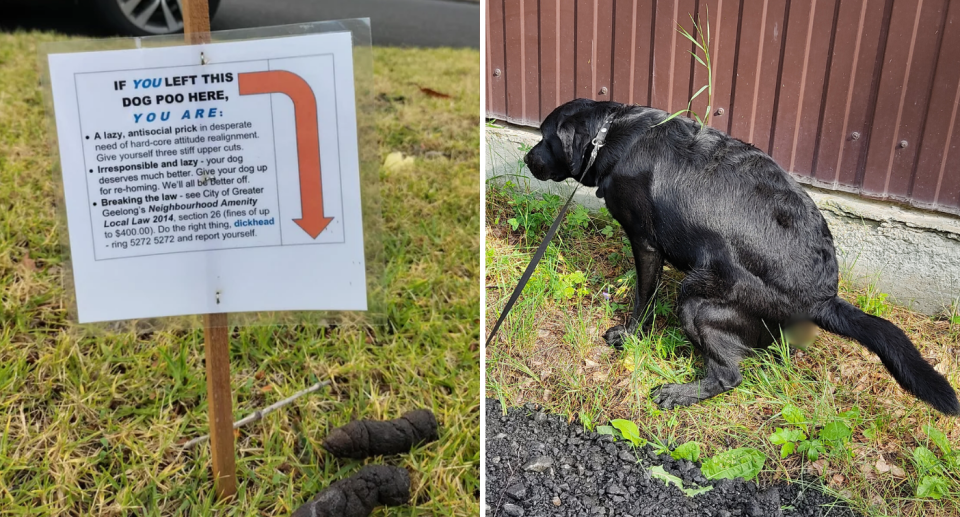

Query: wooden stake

[182,0,236,501]
[182,0,212,45]
[202,312,236,499]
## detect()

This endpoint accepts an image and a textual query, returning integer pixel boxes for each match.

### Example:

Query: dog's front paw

[651,383,703,410]
[603,325,628,349]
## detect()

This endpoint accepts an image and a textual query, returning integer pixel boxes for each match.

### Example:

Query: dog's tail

[813,296,959,415]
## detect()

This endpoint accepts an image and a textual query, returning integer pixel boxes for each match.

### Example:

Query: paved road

[2,0,479,48]
[214,0,479,48]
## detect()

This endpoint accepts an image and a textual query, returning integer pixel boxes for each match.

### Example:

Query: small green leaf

[610,419,646,448]
[705,6,711,45]
[913,446,942,473]
[671,442,701,462]
[923,425,952,455]
[580,412,594,431]
[655,109,689,126]
[782,405,808,433]
[838,408,862,428]
[596,425,616,438]
[798,440,824,462]
[650,465,685,489]
[610,419,638,436]
[916,475,949,500]
[769,427,807,445]
[676,25,694,40]
[688,50,707,67]
[649,465,713,497]
[693,112,704,128]
[948,453,960,472]
[507,218,519,231]
[819,421,852,442]
[780,442,796,459]
[651,440,670,456]
[689,84,710,102]
[701,448,766,481]
[676,25,704,50]
[682,485,713,497]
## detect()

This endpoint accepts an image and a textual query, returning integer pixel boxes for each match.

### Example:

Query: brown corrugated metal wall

[486,0,960,217]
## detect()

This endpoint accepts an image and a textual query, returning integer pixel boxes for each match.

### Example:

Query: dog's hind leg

[604,238,664,349]
[652,295,759,409]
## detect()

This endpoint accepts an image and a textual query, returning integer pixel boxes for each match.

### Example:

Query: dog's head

[524,98,617,186]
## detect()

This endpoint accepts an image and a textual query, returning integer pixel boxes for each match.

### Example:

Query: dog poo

[322,409,439,459]
[291,465,410,517]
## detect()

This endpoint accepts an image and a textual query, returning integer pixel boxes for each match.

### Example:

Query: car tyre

[91,0,222,36]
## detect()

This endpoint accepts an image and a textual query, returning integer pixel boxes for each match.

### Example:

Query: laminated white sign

[47,32,366,322]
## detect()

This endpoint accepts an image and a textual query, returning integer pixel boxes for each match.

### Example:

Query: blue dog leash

[485,113,616,348]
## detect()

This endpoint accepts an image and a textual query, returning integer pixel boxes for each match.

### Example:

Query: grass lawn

[486,180,960,517]
[0,32,479,515]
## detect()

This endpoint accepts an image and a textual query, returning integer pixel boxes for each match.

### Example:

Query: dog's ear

[555,119,591,177]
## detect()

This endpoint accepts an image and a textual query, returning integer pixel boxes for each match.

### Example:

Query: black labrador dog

[524,98,959,415]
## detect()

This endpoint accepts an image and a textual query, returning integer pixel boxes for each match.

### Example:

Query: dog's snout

[523,145,554,181]
[523,150,540,170]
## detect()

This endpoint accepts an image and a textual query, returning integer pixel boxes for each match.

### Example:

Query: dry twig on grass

[182,379,331,448]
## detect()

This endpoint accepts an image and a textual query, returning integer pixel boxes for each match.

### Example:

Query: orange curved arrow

[238,70,332,238]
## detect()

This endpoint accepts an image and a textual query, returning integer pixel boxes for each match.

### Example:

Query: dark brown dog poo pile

[291,465,410,517]
[292,409,439,516]
[322,409,439,459]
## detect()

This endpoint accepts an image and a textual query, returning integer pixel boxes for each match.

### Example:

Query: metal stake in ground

[182,0,237,501]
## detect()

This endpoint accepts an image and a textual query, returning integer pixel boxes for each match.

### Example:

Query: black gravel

[486,399,862,517]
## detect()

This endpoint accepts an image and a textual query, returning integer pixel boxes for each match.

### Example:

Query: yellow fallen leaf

[622,355,636,372]
[383,151,415,172]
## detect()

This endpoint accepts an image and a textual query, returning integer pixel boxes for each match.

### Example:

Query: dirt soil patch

[486,399,861,517]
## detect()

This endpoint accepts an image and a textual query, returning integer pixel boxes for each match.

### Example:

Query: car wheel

[92,0,222,36]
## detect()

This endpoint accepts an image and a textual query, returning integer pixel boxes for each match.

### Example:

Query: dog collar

[579,112,616,181]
